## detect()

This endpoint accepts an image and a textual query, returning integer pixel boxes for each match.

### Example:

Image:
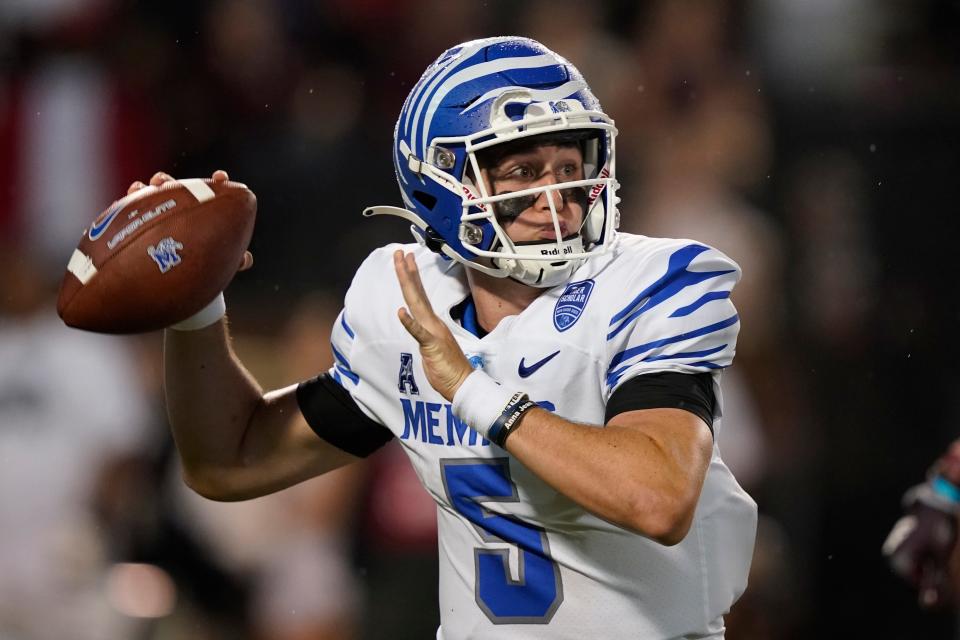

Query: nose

[532,175,566,212]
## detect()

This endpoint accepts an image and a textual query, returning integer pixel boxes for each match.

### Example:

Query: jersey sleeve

[326,244,406,426]
[603,242,741,399]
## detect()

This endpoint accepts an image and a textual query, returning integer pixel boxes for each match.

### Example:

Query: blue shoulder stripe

[331,344,351,368]
[688,361,726,370]
[642,344,727,363]
[606,314,739,387]
[331,345,360,384]
[669,290,731,318]
[340,312,355,339]
[335,364,360,385]
[607,244,734,341]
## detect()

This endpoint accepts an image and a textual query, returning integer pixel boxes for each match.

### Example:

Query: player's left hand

[393,250,473,401]
[883,483,960,608]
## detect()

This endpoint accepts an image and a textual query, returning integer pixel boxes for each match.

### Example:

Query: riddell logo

[540,245,574,256]
[588,167,610,203]
[462,187,487,211]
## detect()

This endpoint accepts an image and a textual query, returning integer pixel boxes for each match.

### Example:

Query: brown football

[57,178,257,334]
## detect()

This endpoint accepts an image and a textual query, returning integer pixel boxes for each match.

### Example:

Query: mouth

[536,221,570,240]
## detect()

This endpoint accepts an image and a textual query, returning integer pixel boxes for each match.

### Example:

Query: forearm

[163,319,263,484]
[504,408,710,544]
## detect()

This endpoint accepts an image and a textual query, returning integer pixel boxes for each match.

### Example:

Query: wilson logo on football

[147,237,184,273]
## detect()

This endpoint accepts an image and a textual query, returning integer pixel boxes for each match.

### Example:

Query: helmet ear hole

[413,191,438,210]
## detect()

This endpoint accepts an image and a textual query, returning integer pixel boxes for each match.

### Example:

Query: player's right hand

[127,170,253,272]
[883,482,960,608]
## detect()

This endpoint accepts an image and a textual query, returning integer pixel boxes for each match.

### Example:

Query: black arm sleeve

[296,373,394,457]
[604,371,716,434]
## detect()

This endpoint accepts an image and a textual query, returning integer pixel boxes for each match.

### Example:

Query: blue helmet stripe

[415,53,559,156]
[401,41,482,137]
[405,43,488,152]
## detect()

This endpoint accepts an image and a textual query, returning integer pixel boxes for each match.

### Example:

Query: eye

[559,164,580,179]
[506,164,534,179]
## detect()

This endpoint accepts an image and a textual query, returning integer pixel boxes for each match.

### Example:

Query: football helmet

[365,36,619,288]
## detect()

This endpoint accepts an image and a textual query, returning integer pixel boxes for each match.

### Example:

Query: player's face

[481,144,586,243]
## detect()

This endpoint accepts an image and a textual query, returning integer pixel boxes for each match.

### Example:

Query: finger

[212,169,229,182]
[238,251,254,271]
[397,307,434,345]
[127,181,146,195]
[149,171,175,186]
[919,563,946,608]
[920,586,940,608]
[393,251,436,321]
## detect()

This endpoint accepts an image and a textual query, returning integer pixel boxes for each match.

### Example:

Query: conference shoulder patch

[553,279,595,332]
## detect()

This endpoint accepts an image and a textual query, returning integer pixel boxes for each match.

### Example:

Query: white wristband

[452,369,520,439]
[169,293,226,331]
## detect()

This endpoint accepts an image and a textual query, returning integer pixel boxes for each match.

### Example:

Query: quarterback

[152,37,757,638]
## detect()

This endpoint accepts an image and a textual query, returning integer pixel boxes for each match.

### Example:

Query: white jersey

[329,233,757,639]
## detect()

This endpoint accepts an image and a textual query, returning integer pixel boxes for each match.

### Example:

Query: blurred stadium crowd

[1,0,958,638]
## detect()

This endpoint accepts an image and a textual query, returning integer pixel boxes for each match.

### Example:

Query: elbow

[646,512,694,546]
[623,493,697,546]
[180,463,247,502]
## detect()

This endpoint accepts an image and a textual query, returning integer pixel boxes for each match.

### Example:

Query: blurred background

[1,0,958,638]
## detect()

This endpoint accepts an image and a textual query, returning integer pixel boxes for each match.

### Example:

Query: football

[57,178,257,334]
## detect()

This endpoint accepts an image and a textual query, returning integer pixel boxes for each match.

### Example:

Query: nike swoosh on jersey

[518,350,561,378]
[88,204,123,241]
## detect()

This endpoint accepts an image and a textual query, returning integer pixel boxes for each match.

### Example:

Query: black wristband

[488,395,538,448]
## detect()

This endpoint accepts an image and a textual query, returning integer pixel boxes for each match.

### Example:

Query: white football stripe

[460,80,586,113]
[403,40,485,138]
[179,178,215,203]
[67,249,98,284]
[417,53,558,155]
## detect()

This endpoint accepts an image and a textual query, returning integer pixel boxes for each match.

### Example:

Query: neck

[466,268,544,333]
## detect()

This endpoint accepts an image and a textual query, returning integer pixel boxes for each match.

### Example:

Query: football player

[151,37,757,638]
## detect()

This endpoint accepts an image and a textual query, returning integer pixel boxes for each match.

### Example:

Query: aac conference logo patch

[553,279,595,332]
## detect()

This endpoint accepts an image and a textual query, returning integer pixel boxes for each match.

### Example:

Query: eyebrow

[494,147,581,169]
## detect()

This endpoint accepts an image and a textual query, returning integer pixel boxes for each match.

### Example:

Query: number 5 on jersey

[441,458,564,623]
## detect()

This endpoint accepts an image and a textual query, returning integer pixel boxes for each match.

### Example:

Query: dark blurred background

[1,1,959,638]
